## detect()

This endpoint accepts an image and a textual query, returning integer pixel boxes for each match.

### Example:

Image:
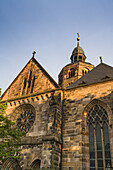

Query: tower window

[68,68,75,78]
[83,58,85,62]
[74,56,77,62]
[82,70,84,75]
[71,68,75,77]
[79,56,82,61]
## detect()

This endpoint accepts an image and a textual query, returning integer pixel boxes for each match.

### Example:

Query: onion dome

[72,42,85,55]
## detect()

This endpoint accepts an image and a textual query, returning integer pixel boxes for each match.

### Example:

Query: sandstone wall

[3,90,62,170]
[62,80,113,170]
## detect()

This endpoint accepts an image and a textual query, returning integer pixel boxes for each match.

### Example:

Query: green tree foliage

[0,89,25,162]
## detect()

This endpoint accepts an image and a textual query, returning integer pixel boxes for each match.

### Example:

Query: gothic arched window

[87,104,112,169]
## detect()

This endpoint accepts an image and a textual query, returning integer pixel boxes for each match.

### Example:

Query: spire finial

[100,56,103,63]
[32,51,36,58]
[77,32,80,41]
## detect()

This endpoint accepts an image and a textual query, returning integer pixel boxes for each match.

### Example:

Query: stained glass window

[89,124,95,169]
[103,122,111,167]
[87,104,112,169]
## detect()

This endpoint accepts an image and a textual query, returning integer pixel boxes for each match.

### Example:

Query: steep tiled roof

[67,63,113,89]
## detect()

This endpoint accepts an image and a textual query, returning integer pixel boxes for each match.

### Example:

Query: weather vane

[77,32,80,41]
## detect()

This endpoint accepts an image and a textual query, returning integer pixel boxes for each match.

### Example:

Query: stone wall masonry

[20,144,42,169]
[2,89,62,169]
[58,62,94,88]
[62,80,113,169]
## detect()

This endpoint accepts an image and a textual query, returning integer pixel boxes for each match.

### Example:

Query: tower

[58,34,94,88]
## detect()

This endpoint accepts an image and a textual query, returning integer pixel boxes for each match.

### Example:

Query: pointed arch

[83,99,112,125]
[83,99,112,169]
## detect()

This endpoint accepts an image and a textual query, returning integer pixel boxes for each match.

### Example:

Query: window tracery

[87,104,112,169]
[15,104,36,133]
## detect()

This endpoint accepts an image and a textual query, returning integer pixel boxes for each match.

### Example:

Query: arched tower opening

[58,33,94,88]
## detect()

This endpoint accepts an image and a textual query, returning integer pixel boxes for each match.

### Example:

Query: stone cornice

[1,88,63,103]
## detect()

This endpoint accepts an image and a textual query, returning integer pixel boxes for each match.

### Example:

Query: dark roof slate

[67,63,113,89]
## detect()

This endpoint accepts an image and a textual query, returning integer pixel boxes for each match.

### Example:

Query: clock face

[14,104,35,133]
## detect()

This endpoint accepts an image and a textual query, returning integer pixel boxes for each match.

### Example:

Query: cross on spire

[32,51,36,58]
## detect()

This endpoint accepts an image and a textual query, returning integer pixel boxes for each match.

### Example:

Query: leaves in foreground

[0,88,25,162]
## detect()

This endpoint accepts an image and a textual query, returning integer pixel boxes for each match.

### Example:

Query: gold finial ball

[77,37,80,41]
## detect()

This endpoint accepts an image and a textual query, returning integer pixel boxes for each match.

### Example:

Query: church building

[1,35,113,170]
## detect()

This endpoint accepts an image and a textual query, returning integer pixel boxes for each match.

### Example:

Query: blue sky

[0,0,113,94]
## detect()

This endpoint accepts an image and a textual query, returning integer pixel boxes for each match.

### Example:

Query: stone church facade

[1,36,113,170]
